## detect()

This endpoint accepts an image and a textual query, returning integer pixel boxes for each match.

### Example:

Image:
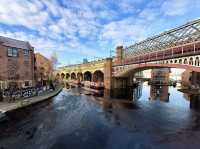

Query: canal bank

[0,87,62,115]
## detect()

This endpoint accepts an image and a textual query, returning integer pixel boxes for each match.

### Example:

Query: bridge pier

[104,58,113,98]
[190,95,200,110]
[182,71,200,88]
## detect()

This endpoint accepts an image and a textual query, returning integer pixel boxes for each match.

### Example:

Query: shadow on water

[0,100,53,139]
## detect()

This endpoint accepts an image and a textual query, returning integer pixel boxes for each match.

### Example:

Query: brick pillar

[104,58,112,98]
[104,58,112,89]
[115,46,124,65]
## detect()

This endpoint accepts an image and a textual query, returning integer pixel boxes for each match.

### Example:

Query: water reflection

[110,81,200,111]
[1,85,200,149]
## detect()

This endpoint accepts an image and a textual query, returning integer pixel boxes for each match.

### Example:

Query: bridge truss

[125,19,200,58]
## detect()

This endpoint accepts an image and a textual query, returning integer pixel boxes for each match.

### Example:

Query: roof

[125,18,200,57]
[0,36,33,50]
[35,53,50,62]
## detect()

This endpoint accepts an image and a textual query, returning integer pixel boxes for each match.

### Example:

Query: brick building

[35,53,53,86]
[0,36,35,89]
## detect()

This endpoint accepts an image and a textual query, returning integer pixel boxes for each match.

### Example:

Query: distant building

[151,68,170,84]
[83,58,88,63]
[0,36,35,89]
[114,46,124,65]
[35,53,53,86]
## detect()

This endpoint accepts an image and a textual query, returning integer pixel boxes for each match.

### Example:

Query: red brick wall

[0,45,35,88]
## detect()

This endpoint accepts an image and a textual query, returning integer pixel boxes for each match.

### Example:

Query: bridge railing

[122,41,200,65]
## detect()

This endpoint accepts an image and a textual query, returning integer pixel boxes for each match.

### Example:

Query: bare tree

[50,51,58,70]
[49,51,58,81]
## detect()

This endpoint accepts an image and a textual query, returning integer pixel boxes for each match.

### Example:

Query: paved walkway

[0,87,62,113]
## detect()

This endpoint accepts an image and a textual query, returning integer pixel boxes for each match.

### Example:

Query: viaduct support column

[104,58,113,98]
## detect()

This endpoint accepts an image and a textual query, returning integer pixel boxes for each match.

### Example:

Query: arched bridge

[55,59,108,89]
[56,18,200,92]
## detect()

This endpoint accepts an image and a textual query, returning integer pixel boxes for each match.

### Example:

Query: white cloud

[161,0,193,16]
[0,0,199,65]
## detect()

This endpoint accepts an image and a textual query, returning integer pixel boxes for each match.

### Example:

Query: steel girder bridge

[113,18,200,77]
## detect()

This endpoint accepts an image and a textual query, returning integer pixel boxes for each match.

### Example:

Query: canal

[1,82,200,149]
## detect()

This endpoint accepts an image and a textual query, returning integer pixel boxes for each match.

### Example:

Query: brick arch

[195,57,200,66]
[56,73,60,79]
[77,72,83,81]
[115,63,200,77]
[66,73,70,79]
[84,71,92,81]
[71,72,76,80]
[61,73,65,79]
[184,58,188,64]
[179,59,182,64]
[189,57,194,65]
[93,70,104,82]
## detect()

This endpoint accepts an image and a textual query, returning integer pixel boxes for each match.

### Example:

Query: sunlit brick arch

[92,70,104,82]
[84,71,92,81]
[61,73,65,79]
[66,73,70,79]
[114,63,200,77]
[77,72,83,81]
[71,72,76,80]
[56,73,60,80]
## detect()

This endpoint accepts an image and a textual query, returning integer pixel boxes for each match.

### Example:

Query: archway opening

[179,59,182,64]
[93,70,104,82]
[189,57,193,65]
[77,72,83,81]
[195,57,200,66]
[184,58,188,64]
[61,73,65,79]
[84,71,92,81]
[66,73,70,79]
[71,72,76,80]
[56,73,60,80]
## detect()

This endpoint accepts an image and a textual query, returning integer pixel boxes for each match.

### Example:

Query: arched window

[195,57,200,66]
[71,72,76,80]
[184,59,188,64]
[66,73,70,79]
[77,72,83,81]
[84,71,92,81]
[189,57,193,65]
[179,59,182,64]
[61,73,65,79]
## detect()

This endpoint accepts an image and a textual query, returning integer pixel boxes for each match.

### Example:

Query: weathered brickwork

[0,36,35,89]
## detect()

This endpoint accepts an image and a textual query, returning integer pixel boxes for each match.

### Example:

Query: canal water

[1,82,200,149]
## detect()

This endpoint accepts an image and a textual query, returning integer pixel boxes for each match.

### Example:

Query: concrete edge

[4,87,63,113]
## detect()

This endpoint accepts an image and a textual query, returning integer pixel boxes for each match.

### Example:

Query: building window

[24,49,29,56]
[25,81,29,87]
[7,48,18,57]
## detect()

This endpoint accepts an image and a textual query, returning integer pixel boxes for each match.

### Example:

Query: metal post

[182,46,184,55]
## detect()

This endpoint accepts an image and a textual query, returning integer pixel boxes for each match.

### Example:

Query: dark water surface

[1,83,200,149]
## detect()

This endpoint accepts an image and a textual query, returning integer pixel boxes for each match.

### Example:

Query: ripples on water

[0,83,200,149]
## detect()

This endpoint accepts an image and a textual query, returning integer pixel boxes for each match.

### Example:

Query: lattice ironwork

[125,19,200,58]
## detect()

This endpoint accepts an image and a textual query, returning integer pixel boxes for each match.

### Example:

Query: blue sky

[0,0,200,66]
